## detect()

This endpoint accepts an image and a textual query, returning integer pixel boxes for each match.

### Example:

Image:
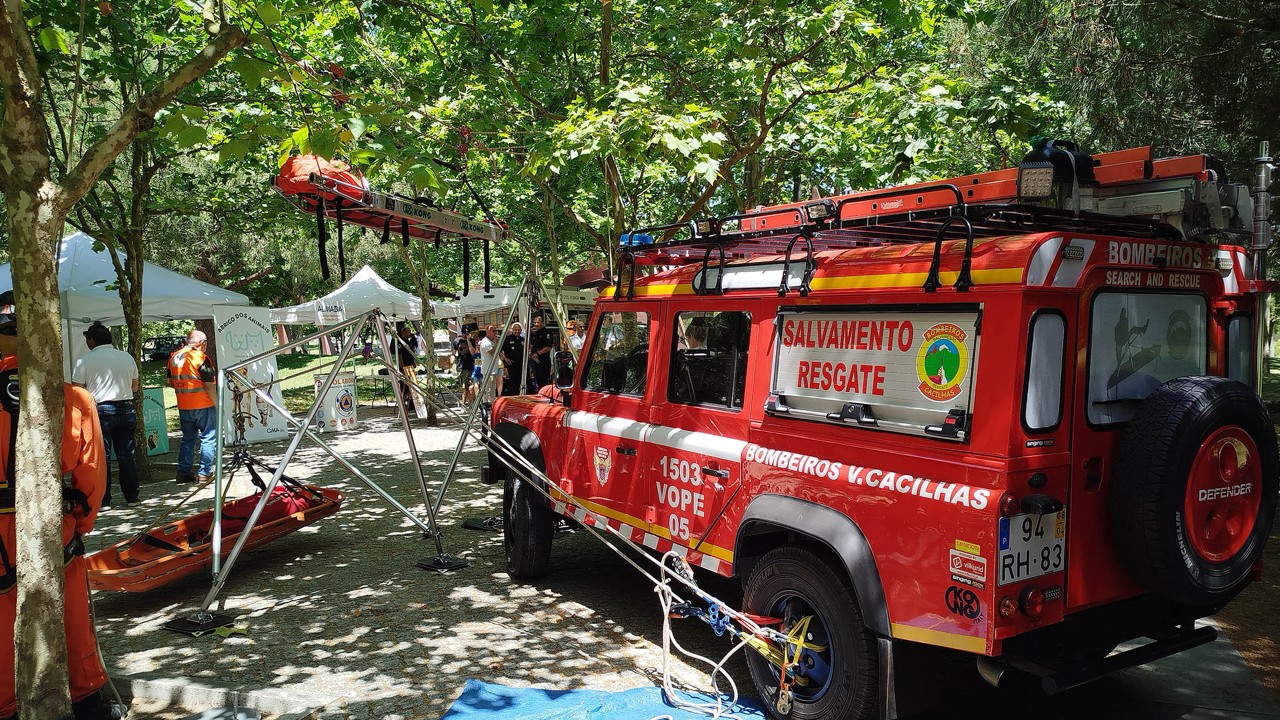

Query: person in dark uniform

[396,323,419,411]
[526,314,553,393]
[499,322,525,396]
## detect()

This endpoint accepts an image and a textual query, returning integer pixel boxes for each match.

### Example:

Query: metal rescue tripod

[165,170,510,635]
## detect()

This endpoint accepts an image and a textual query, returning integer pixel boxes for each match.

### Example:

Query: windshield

[1087,292,1206,425]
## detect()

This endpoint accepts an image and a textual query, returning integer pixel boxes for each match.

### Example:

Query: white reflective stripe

[1026,236,1064,286]
[1236,249,1252,286]
[552,499,727,573]
[1216,249,1240,293]
[1052,238,1094,287]
[646,425,746,463]
[563,410,649,442]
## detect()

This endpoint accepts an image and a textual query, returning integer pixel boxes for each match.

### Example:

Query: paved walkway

[85,407,1280,719]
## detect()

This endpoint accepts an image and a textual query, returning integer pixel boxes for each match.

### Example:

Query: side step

[1040,624,1217,694]
[983,623,1219,695]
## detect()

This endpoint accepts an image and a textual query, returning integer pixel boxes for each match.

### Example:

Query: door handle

[614,445,638,456]
[701,466,729,479]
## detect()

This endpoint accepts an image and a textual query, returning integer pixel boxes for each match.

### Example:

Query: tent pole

[242,376,436,535]
[211,353,227,576]
[374,312,470,571]
[197,321,365,614]
[374,316,441,539]
[431,276,528,520]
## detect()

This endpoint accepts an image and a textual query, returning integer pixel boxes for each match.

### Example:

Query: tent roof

[0,231,250,325]
[271,265,442,324]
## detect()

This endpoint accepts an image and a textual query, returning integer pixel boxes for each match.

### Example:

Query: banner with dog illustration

[212,306,289,444]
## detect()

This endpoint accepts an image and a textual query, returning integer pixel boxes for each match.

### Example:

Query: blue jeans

[177,406,218,477]
[97,402,139,504]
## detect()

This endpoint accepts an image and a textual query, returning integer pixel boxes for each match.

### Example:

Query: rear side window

[667,311,751,409]
[582,311,651,395]
[1227,315,1254,386]
[1023,312,1065,432]
[1087,292,1206,425]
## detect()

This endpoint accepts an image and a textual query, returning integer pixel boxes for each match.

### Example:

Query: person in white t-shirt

[567,320,587,353]
[71,322,141,508]
[477,324,503,405]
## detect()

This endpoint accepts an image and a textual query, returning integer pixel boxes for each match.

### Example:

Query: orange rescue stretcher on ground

[86,478,344,593]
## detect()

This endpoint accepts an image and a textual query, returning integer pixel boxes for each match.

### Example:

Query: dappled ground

[88,407,749,719]
[87,402,1280,719]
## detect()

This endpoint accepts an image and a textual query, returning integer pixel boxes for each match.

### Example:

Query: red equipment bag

[276,154,367,202]
[219,485,321,537]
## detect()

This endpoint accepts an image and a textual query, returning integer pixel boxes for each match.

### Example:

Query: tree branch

[532,174,605,246]
[58,23,246,214]
[227,265,275,291]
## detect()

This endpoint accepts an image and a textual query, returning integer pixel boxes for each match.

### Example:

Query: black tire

[743,546,879,720]
[1110,376,1279,607]
[503,472,554,579]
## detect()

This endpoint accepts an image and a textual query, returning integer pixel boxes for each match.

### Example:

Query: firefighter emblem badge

[916,323,969,402]
[594,446,611,486]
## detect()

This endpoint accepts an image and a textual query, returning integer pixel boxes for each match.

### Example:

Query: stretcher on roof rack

[612,142,1256,298]
[273,154,507,285]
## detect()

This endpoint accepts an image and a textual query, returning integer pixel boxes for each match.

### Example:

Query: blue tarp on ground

[441,679,767,720]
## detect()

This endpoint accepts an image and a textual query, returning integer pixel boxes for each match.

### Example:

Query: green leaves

[255,1,282,25]
[37,27,70,54]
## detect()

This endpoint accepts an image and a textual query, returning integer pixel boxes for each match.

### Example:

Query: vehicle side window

[1226,315,1254,386]
[582,311,650,395]
[1022,311,1065,432]
[668,311,751,409]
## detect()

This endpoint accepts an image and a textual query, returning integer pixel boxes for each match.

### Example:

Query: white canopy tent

[0,231,251,374]
[0,231,251,324]
[270,265,458,324]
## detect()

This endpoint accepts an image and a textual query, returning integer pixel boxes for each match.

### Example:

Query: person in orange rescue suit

[0,290,121,720]
[167,330,217,483]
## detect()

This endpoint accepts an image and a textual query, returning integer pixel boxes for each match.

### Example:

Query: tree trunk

[401,243,438,426]
[6,188,74,720]
[0,6,244,717]
[125,263,151,485]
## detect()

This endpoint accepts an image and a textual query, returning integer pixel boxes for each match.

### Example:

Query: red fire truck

[487,140,1279,719]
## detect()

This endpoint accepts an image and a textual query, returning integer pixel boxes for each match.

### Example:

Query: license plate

[998,510,1066,586]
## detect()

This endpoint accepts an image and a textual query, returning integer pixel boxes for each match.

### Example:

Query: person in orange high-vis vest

[0,290,121,720]
[166,330,217,483]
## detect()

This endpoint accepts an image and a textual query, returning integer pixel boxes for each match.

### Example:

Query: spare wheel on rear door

[1111,376,1278,607]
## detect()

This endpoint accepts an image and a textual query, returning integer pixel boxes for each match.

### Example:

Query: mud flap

[878,636,898,720]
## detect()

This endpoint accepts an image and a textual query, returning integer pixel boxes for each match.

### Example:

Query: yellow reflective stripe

[890,623,986,654]
[809,267,1024,290]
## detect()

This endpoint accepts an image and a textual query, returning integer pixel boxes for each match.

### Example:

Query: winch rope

[651,551,753,720]
[381,326,791,716]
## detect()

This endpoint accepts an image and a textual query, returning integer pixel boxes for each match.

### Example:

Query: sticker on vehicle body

[916,323,970,402]
[594,446,611,486]
[949,549,987,586]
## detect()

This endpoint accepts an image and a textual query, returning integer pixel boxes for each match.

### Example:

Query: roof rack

[614,143,1257,298]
